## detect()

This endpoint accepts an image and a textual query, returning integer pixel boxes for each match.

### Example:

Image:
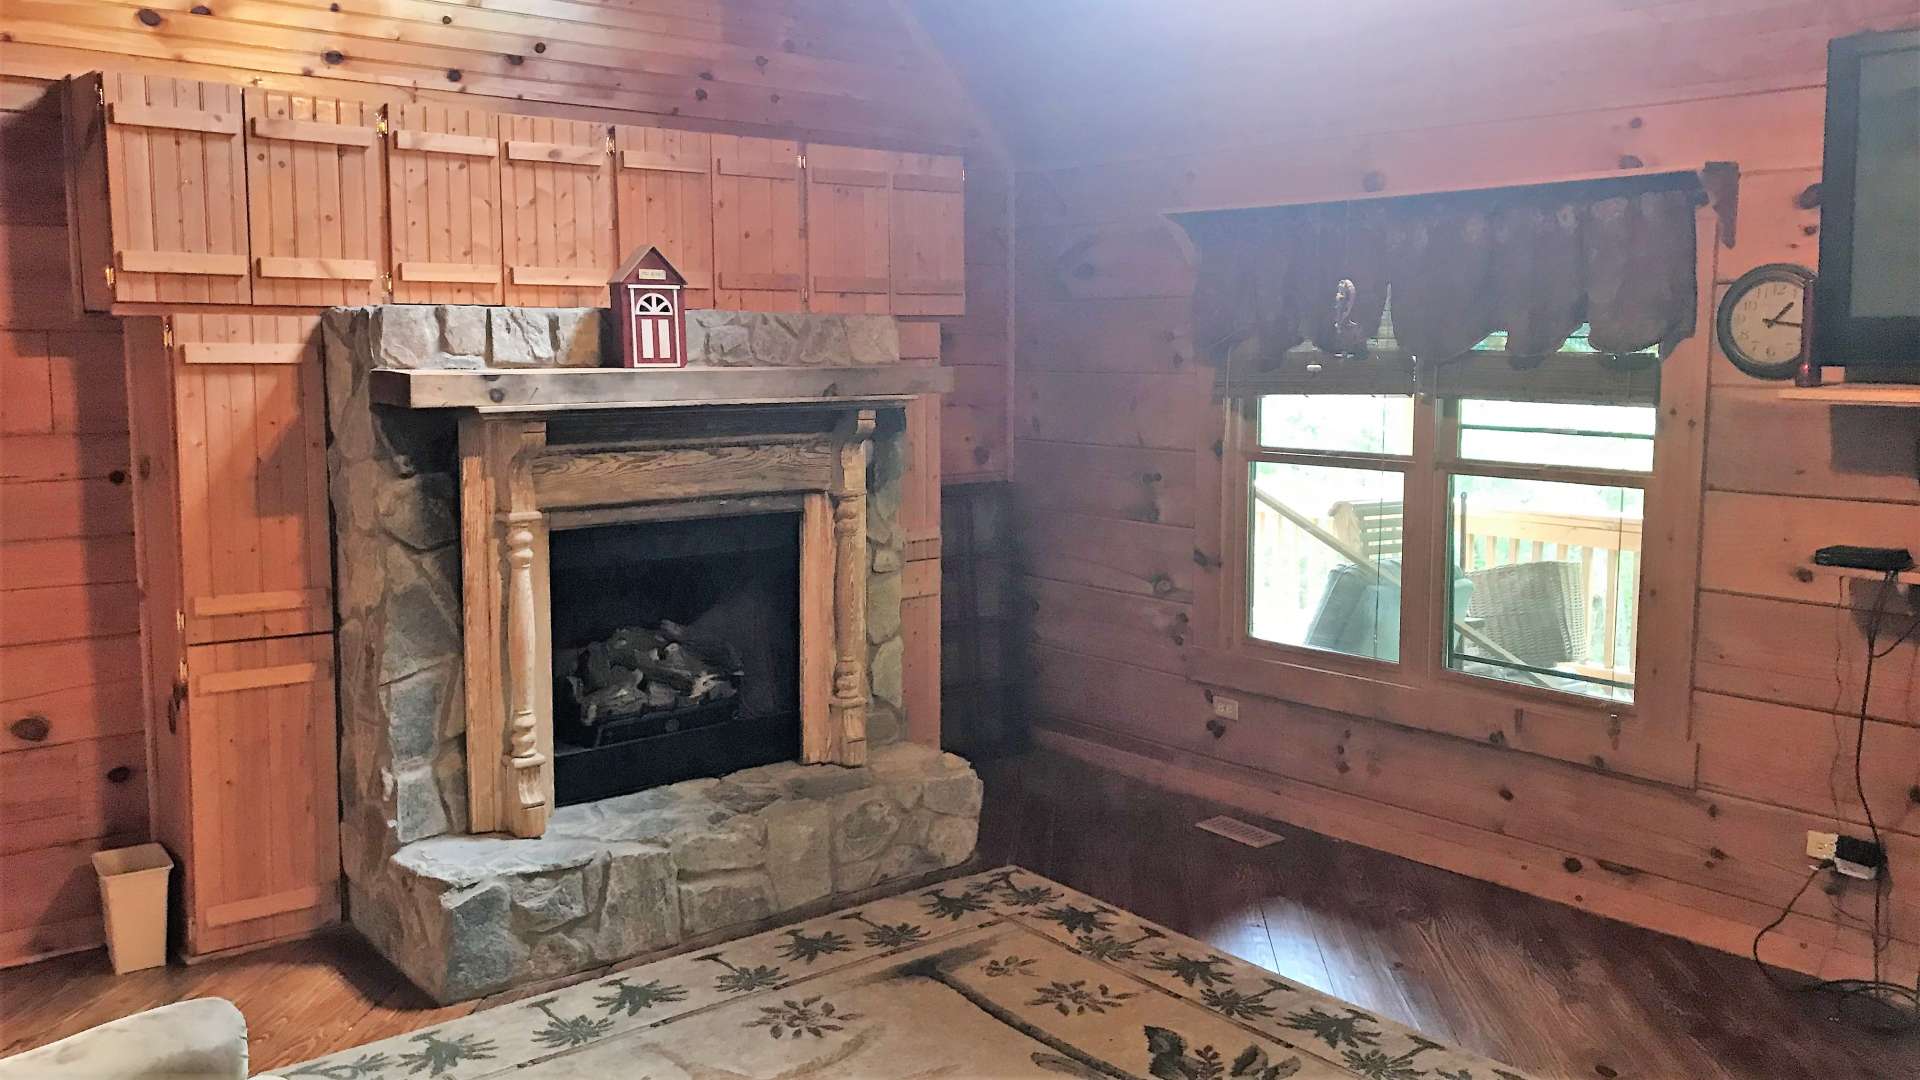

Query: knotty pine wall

[987,1,1920,981]
[0,81,147,964]
[0,0,1007,964]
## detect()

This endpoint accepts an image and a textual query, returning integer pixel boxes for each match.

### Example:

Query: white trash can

[91,843,173,974]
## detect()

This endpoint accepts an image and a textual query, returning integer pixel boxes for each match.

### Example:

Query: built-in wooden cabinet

[712,134,806,311]
[123,315,338,959]
[180,634,338,955]
[64,73,251,309]
[614,126,715,308]
[501,116,616,307]
[889,153,967,317]
[807,144,896,314]
[386,104,503,306]
[65,71,966,318]
[243,90,386,307]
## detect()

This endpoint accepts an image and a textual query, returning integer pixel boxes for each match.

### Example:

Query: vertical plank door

[805,143,893,314]
[243,90,385,307]
[182,634,338,956]
[710,134,804,311]
[92,73,251,305]
[164,315,332,645]
[889,152,966,316]
[386,104,503,305]
[613,125,714,309]
[501,116,615,307]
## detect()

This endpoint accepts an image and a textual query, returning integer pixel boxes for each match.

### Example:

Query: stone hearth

[322,304,977,1003]
[361,744,979,1002]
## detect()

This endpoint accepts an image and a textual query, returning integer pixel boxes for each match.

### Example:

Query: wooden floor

[5,749,1919,1079]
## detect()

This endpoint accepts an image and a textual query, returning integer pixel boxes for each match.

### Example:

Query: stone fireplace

[322,305,981,1002]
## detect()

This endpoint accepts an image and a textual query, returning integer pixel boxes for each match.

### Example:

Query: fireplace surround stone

[321,304,976,1002]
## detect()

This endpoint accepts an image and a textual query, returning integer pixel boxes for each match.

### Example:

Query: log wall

[999,1,1920,979]
[0,1,1005,965]
[0,80,143,964]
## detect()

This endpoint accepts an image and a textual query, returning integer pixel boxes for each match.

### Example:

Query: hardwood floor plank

[3,749,1918,1078]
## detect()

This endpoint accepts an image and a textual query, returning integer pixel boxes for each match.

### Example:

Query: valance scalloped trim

[1171,172,1703,370]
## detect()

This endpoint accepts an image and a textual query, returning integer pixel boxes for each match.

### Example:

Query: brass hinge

[103,265,115,290]
[376,113,388,136]
[382,271,394,296]
[96,82,106,107]
[161,319,173,348]
[605,133,616,154]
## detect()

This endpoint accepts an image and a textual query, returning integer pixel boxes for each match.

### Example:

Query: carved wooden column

[827,409,877,766]
[459,416,552,838]
[503,510,548,825]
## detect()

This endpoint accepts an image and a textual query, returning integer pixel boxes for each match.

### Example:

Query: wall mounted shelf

[1775,383,1920,407]
[1799,563,1920,588]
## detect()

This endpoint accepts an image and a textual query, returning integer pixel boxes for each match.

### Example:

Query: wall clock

[1716,262,1815,379]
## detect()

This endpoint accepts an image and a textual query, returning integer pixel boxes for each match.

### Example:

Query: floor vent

[1195,815,1284,848]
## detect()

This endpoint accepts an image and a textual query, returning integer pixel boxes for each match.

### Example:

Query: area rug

[278,866,1533,1080]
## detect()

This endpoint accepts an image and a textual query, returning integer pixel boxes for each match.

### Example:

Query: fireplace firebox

[548,512,803,805]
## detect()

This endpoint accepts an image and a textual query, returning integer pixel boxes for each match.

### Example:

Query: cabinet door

[889,152,965,316]
[97,74,250,305]
[243,90,385,306]
[711,134,803,311]
[501,116,615,307]
[387,104,503,305]
[614,125,713,309]
[183,634,337,955]
[805,144,893,314]
[166,315,331,645]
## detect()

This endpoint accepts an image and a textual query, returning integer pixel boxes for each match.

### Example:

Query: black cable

[1749,569,1920,1033]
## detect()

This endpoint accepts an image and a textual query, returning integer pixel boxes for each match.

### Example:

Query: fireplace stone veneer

[322,305,976,1002]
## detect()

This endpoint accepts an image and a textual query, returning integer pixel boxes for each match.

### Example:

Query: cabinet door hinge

[103,265,116,290]
[376,113,389,137]
[161,319,173,348]
[382,271,394,297]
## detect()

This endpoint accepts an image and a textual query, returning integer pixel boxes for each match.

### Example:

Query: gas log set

[556,622,746,749]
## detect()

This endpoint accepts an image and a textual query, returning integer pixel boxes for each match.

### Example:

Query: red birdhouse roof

[610,245,686,287]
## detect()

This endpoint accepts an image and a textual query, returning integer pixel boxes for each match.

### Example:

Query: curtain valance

[1173,172,1703,374]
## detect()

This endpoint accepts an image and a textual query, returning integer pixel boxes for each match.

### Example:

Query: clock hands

[1762,302,1801,330]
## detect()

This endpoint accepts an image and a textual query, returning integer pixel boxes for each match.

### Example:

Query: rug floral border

[278,866,1536,1080]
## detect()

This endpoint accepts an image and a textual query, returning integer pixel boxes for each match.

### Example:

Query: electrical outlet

[1807,831,1839,861]
[1211,694,1240,721]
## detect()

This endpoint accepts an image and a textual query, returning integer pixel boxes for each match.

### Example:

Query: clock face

[1717,264,1814,379]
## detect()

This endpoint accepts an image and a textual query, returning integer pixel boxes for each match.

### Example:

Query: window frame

[1191,323,1709,787]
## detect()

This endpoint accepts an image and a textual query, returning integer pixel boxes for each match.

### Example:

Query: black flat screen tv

[1815,28,1920,371]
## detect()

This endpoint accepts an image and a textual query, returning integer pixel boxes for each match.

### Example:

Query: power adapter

[1834,835,1887,881]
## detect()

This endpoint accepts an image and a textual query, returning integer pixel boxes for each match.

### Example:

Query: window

[1231,334,1657,708]
[1248,395,1413,663]
[1444,400,1650,702]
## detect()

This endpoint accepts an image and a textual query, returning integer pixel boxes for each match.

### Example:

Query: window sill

[1185,644,1696,787]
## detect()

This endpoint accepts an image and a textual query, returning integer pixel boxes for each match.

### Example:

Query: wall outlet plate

[1807,831,1839,861]
[1211,695,1240,721]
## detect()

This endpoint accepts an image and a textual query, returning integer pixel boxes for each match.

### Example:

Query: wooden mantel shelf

[370,365,954,411]
[1774,382,1920,407]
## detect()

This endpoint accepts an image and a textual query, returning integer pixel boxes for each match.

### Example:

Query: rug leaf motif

[743,995,863,1040]
[592,976,689,1017]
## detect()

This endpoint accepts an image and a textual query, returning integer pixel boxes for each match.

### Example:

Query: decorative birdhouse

[609,246,688,368]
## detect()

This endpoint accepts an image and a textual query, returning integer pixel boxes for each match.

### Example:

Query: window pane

[1260,395,1414,455]
[1249,462,1404,662]
[1446,475,1641,702]
[1457,399,1655,471]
